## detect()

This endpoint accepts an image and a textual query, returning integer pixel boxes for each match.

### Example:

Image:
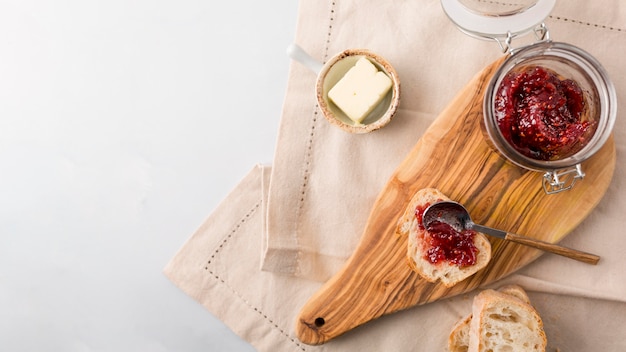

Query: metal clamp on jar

[441,0,617,194]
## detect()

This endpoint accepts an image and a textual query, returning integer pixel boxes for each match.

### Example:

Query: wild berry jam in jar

[442,0,616,193]
[494,65,597,161]
[483,42,616,193]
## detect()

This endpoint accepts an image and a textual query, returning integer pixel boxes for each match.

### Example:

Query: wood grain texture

[295,57,616,345]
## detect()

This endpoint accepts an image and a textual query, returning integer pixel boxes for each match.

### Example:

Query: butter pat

[328,57,393,124]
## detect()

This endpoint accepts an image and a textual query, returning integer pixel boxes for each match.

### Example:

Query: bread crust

[396,188,491,287]
[497,284,531,304]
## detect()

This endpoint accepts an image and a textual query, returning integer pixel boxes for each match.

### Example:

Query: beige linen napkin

[165,0,626,350]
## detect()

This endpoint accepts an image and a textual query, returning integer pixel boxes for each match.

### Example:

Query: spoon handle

[470,224,600,265]
[504,232,600,265]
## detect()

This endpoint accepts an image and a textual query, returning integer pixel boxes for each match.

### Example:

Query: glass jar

[441,0,617,193]
[483,41,617,193]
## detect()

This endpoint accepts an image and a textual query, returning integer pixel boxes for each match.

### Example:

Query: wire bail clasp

[496,22,551,54]
[534,22,550,41]
[542,164,585,194]
[495,31,514,53]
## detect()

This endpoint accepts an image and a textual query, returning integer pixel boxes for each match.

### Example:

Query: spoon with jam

[422,201,600,265]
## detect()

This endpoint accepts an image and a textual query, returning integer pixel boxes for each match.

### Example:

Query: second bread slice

[468,289,547,352]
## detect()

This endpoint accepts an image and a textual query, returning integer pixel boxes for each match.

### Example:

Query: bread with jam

[396,188,491,287]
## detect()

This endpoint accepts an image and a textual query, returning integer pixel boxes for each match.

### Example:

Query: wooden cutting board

[295,57,616,345]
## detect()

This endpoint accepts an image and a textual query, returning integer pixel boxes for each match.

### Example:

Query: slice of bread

[448,285,532,352]
[396,188,491,287]
[449,314,473,352]
[468,289,547,352]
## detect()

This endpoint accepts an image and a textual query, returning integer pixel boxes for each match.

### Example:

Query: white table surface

[0,1,298,350]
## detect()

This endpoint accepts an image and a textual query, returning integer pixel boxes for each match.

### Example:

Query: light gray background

[0,1,298,350]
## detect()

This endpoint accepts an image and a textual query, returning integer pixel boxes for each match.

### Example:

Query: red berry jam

[424,221,478,267]
[494,65,597,160]
[414,202,431,230]
[415,203,478,267]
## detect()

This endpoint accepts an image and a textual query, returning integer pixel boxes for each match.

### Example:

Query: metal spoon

[422,201,600,265]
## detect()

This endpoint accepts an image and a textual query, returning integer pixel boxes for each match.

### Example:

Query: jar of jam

[442,0,617,193]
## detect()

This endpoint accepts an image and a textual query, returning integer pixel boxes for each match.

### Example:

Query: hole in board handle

[314,317,325,327]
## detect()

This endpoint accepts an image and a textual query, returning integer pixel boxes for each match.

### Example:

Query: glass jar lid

[441,0,555,44]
